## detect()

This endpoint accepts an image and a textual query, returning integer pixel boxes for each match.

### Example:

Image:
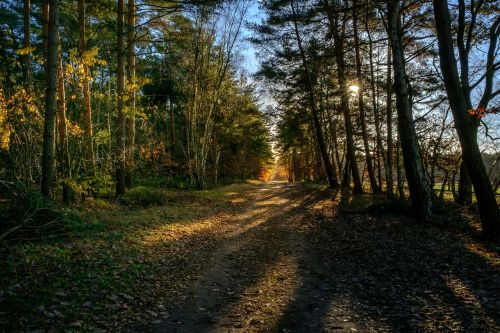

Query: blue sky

[239,0,263,75]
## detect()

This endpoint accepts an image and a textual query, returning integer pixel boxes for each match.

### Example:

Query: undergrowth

[0,180,89,243]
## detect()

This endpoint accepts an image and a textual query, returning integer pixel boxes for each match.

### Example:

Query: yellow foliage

[0,90,10,150]
[0,87,42,150]
[67,120,84,137]
[15,46,36,55]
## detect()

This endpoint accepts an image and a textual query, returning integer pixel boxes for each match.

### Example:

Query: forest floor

[1,182,500,332]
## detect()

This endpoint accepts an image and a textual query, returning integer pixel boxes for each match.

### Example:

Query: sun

[349,85,359,93]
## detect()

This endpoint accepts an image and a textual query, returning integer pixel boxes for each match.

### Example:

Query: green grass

[0,183,246,331]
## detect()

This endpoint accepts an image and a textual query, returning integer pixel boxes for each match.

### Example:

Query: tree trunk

[23,0,32,88]
[41,0,58,199]
[387,0,432,222]
[432,0,500,238]
[42,0,48,58]
[451,172,458,201]
[57,47,73,204]
[116,0,126,196]
[386,44,394,198]
[327,108,342,178]
[57,32,70,178]
[456,160,472,205]
[439,171,449,200]
[78,0,96,176]
[125,0,136,188]
[395,138,405,199]
[170,100,176,155]
[353,0,378,193]
[332,11,362,193]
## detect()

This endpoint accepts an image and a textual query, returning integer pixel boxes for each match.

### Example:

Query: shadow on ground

[145,183,500,333]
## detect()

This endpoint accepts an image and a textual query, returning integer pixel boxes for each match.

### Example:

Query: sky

[239,0,264,76]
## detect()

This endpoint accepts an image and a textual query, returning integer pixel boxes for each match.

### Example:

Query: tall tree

[78,0,96,175]
[57,30,70,179]
[40,0,59,198]
[22,0,32,88]
[290,0,339,189]
[116,0,126,195]
[323,0,362,193]
[385,44,394,197]
[353,0,379,193]
[125,0,136,188]
[386,0,432,222]
[432,0,500,238]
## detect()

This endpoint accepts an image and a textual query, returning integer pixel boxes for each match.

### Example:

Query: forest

[0,0,499,332]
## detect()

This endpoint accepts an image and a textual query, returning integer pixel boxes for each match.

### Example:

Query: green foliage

[0,180,86,242]
[121,186,173,207]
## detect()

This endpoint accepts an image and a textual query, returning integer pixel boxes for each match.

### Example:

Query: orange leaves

[467,105,499,119]
[258,167,272,182]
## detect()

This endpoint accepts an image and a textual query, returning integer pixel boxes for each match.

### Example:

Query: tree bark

[57,32,70,178]
[78,0,96,176]
[125,0,136,188]
[432,0,500,238]
[386,44,394,198]
[42,0,48,58]
[23,0,32,88]
[116,0,126,196]
[456,160,472,205]
[396,137,404,199]
[439,171,449,200]
[387,0,432,222]
[41,0,59,199]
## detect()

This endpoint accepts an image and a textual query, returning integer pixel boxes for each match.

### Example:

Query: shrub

[0,179,85,242]
[121,186,171,207]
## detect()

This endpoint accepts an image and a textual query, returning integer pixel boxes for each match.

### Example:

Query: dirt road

[147,182,500,333]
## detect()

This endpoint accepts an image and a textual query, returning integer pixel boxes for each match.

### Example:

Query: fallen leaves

[1,183,499,332]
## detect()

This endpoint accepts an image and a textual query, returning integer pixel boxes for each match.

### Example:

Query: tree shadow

[143,182,330,332]
[137,184,499,333]
[273,194,500,332]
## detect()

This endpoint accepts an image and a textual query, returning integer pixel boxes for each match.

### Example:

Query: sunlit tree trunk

[41,0,59,199]
[116,0,126,196]
[78,0,96,176]
[432,0,500,237]
[387,0,432,222]
[57,31,70,179]
[57,46,73,203]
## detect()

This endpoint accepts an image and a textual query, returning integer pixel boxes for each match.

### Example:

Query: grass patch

[0,182,248,331]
